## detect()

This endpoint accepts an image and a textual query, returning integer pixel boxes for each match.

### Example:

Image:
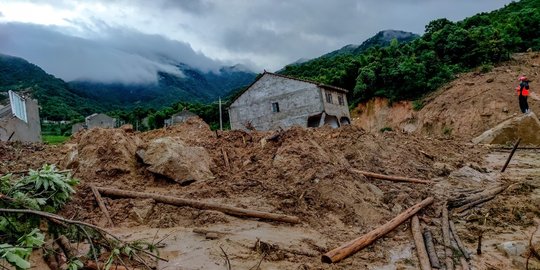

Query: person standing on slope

[516,76,531,114]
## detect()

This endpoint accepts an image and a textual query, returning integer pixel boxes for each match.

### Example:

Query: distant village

[1,72,351,143]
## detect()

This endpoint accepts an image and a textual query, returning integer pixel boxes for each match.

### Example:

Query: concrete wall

[86,114,115,129]
[229,74,324,130]
[321,88,351,125]
[0,98,42,142]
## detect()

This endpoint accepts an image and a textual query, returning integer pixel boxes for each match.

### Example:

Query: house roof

[230,71,349,105]
[172,110,197,118]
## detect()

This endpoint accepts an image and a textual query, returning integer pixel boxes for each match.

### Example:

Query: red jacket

[516,84,530,96]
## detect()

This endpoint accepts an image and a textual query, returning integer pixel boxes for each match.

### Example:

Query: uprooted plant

[0,164,163,269]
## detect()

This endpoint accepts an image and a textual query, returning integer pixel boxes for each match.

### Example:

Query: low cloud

[0,22,225,84]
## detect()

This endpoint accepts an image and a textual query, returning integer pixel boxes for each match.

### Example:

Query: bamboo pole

[449,220,470,260]
[501,138,521,172]
[90,185,114,227]
[411,215,431,270]
[351,169,433,184]
[322,197,434,263]
[442,204,454,270]
[97,187,300,224]
[423,228,441,269]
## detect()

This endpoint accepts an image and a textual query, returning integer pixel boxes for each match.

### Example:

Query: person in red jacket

[516,76,530,114]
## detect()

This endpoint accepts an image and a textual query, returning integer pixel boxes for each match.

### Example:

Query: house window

[338,95,345,106]
[325,92,333,104]
[272,102,280,112]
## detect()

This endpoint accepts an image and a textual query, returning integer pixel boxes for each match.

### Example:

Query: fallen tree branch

[351,169,433,184]
[423,228,441,269]
[501,138,521,172]
[322,197,434,263]
[97,187,301,224]
[449,221,470,260]
[411,215,431,270]
[0,208,168,263]
[449,184,508,209]
[442,204,454,270]
[90,185,114,227]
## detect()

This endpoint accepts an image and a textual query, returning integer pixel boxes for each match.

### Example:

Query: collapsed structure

[228,72,351,131]
[0,90,41,142]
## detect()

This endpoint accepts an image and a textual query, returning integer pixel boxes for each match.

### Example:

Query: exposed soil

[353,52,540,140]
[3,53,540,268]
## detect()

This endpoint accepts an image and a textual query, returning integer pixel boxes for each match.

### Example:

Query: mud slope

[353,52,540,140]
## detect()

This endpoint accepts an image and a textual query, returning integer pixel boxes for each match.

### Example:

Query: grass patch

[42,135,70,145]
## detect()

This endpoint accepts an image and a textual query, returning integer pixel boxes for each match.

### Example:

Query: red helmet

[519,76,528,81]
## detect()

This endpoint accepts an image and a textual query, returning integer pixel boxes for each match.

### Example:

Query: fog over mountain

[0,0,512,84]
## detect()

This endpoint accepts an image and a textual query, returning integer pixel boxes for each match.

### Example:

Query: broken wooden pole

[449,220,470,260]
[221,147,231,170]
[97,187,300,224]
[321,197,434,263]
[90,185,114,227]
[423,228,441,269]
[351,169,433,184]
[442,204,454,270]
[411,215,431,270]
[501,137,521,172]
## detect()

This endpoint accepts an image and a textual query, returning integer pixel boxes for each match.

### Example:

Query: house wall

[321,88,351,124]
[229,74,324,130]
[0,98,42,142]
[86,114,115,129]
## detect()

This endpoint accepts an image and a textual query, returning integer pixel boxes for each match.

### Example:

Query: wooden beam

[322,197,434,263]
[97,187,300,224]
[351,169,433,184]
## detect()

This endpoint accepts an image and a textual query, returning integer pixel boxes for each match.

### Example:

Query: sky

[0,0,514,84]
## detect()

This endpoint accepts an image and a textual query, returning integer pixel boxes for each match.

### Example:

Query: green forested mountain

[281,0,540,106]
[70,63,256,108]
[0,54,105,121]
[0,53,256,121]
[321,30,419,58]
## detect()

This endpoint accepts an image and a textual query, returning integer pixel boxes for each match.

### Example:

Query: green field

[42,135,70,145]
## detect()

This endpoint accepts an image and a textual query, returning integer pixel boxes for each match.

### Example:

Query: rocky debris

[130,198,155,224]
[140,137,214,184]
[66,128,142,176]
[472,112,540,145]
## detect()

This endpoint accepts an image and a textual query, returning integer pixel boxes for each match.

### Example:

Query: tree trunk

[97,187,300,224]
[322,197,434,263]
[411,215,431,270]
[351,169,433,184]
[442,204,454,270]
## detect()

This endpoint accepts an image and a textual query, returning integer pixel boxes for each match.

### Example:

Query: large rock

[65,128,142,176]
[141,137,214,184]
[472,112,540,145]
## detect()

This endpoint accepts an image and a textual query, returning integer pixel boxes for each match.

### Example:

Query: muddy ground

[1,116,539,269]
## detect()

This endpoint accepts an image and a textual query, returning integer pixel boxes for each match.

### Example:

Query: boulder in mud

[472,112,540,145]
[66,128,142,176]
[141,137,214,184]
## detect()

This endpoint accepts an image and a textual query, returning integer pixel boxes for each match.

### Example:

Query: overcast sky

[0,0,513,84]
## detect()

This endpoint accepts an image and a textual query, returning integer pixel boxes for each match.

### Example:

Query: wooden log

[454,195,496,213]
[90,185,114,227]
[477,233,482,255]
[442,204,454,270]
[411,215,431,270]
[449,184,508,209]
[221,147,231,170]
[322,197,434,263]
[56,235,76,259]
[351,169,433,184]
[97,187,300,224]
[501,138,521,172]
[449,221,470,260]
[423,228,441,269]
